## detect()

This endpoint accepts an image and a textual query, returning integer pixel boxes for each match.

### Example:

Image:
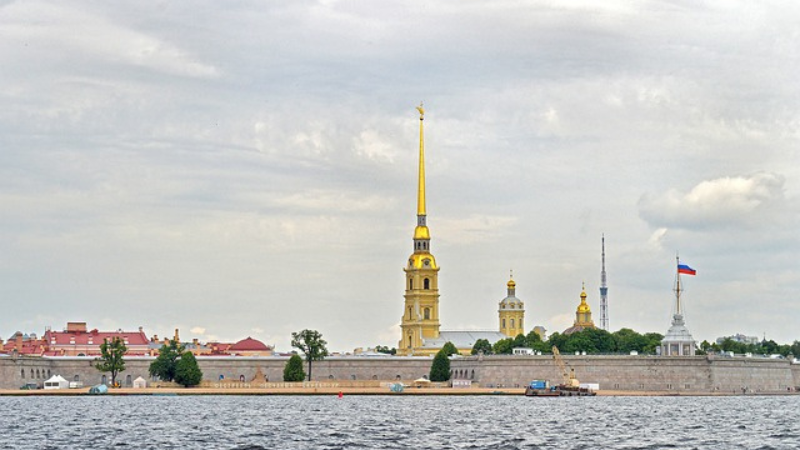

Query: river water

[1,395,798,449]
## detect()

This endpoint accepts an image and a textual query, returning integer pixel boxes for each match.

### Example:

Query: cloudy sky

[2,1,798,352]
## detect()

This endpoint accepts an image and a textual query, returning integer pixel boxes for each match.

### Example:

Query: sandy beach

[1,386,773,396]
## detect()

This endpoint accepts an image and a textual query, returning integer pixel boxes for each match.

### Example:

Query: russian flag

[677,263,696,276]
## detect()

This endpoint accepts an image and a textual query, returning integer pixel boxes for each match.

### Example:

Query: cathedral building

[563,284,596,335]
[397,105,506,356]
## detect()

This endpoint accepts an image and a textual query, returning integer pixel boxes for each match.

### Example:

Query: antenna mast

[599,234,609,330]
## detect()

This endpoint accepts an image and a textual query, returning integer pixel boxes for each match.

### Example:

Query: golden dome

[408,253,438,270]
[577,286,591,313]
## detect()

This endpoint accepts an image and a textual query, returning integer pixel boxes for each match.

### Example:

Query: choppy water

[1,395,799,449]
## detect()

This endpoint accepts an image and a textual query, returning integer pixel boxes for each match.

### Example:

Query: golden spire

[413,103,430,242]
[417,102,426,216]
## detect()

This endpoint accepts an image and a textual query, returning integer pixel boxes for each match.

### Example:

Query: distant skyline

[1,1,798,352]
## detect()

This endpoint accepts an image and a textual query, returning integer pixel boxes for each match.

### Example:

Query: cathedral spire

[417,103,426,217]
[413,103,431,249]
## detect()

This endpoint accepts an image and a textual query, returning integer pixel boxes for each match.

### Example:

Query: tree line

[471,328,665,356]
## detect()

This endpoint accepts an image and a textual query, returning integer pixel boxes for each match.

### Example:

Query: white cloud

[638,173,789,230]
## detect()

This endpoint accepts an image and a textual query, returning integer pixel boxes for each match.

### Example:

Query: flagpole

[675,254,682,316]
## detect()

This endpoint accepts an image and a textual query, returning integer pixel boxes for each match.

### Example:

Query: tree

[492,338,513,355]
[471,339,493,355]
[95,337,127,387]
[441,341,459,356]
[429,349,451,382]
[291,329,329,381]
[283,354,306,382]
[149,340,184,382]
[375,345,396,355]
[511,333,528,350]
[174,352,203,387]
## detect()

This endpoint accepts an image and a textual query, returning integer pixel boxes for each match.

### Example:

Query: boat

[524,347,598,397]
[524,380,595,397]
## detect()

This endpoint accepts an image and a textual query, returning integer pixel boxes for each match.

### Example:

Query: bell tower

[498,273,525,337]
[398,104,441,356]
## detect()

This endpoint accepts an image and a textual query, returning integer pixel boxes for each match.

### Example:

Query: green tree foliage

[283,354,306,382]
[525,331,549,353]
[440,341,459,356]
[642,333,664,354]
[174,352,203,387]
[149,339,184,382]
[95,337,127,387]
[492,338,513,355]
[471,338,493,355]
[291,329,329,381]
[429,349,451,382]
[511,333,528,349]
[375,346,396,355]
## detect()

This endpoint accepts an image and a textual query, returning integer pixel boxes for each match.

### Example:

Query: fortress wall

[707,357,795,393]
[451,355,796,393]
[0,356,433,389]
[1,355,796,391]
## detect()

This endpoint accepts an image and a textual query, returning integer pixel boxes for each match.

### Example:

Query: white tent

[133,376,147,389]
[43,375,69,390]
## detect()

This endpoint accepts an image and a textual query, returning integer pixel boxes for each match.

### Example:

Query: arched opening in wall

[511,319,515,329]
[372,375,378,380]
[239,375,245,382]
[409,279,413,290]
[408,307,412,319]
[328,375,334,380]
[424,278,430,290]
[47,369,51,378]
[502,319,506,328]
[74,375,80,382]
[36,369,40,378]
[30,369,33,378]
[125,375,132,387]
[265,375,269,382]
[21,369,25,378]
[77,353,86,357]
[424,308,430,320]
[351,375,357,380]
[471,370,475,379]
[408,334,413,349]
[395,374,401,380]
[101,375,107,385]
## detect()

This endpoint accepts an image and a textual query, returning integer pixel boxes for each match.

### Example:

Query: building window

[351,375,357,380]
[408,307,413,319]
[424,278,430,290]
[409,279,413,290]
[424,308,430,320]
[21,369,25,378]
[74,375,80,382]
[502,319,506,328]
[328,375,334,379]
[511,319,515,329]
[372,375,378,380]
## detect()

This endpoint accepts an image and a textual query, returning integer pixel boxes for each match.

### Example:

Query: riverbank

[3,386,796,396]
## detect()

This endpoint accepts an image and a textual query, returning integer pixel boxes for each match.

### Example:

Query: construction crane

[552,346,580,387]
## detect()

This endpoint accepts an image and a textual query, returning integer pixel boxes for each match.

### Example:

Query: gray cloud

[1,1,799,350]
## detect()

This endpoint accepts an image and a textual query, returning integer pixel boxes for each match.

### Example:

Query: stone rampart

[449,354,797,393]
[1,354,797,392]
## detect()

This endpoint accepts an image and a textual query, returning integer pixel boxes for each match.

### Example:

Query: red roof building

[42,322,150,356]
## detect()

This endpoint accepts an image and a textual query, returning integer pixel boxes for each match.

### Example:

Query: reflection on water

[1,395,799,449]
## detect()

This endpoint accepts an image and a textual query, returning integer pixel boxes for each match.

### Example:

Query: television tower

[599,234,609,330]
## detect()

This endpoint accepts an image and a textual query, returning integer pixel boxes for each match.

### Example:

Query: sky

[1,1,798,352]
